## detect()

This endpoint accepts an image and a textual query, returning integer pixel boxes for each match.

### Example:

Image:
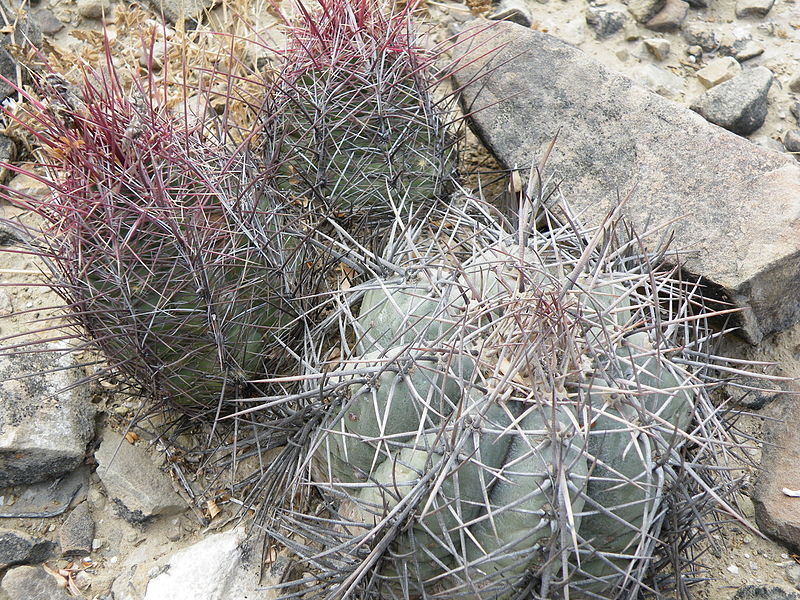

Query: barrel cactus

[265,188,750,600]
[3,63,300,412]
[266,0,456,251]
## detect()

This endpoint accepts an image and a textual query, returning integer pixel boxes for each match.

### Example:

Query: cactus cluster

[270,196,737,599]
[0,1,757,598]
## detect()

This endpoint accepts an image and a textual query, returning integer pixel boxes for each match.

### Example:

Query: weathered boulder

[95,428,184,523]
[0,347,96,486]
[453,20,800,344]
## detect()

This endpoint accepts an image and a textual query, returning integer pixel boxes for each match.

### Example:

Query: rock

[645,0,688,31]
[0,347,96,486]
[753,395,800,548]
[624,0,665,23]
[691,67,773,136]
[33,9,64,35]
[735,0,775,17]
[488,0,532,27]
[0,135,15,182]
[453,21,800,344]
[7,167,51,200]
[792,102,800,126]
[0,0,41,99]
[637,62,685,98]
[785,130,800,155]
[726,375,784,409]
[696,56,741,88]
[752,135,785,154]
[0,0,41,47]
[733,586,800,600]
[622,21,640,40]
[144,0,216,28]
[59,502,94,556]
[1,566,72,600]
[734,39,765,61]
[95,428,184,523]
[0,466,88,519]
[785,563,800,588]
[790,72,800,94]
[77,0,111,19]
[585,7,627,38]
[687,44,703,59]
[643,37,670,60]
[143,528,264,600]
[683,22,719,52]
[685,0,707,6]
[0,529,53,569]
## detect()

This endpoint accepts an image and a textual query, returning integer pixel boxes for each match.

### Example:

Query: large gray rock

[453,21,800,344]
[95,428,184,523]
[0,348,96,486]
[691,67,773,136]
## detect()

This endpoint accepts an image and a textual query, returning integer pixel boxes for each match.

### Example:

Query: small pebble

[643,38,670,60]
[645,0,688,32]
[728,564,740,575]
[789,72,800,94]
[736,0,775,17]
[696,56,741,88]
[77,0,111,19]
[784,130,800,154]
[785,562,800,587]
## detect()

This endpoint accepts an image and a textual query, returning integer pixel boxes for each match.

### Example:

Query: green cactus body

[356,271,464,353]
[78,202,296,406]
[356,390,517,592]
[459,244,551,311]
[578,377,659,588]
[465,404,588,598]
[322,348,476,483]
[280,69,450,220]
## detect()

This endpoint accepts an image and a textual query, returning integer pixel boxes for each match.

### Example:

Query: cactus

[2,63,300,411]
[267,0,456,249]
[264,186,753,600]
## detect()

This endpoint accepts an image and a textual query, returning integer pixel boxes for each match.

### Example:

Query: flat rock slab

[95,428,184,523]
[453,21,800,344]
[0,347,96,486]
[0,466,88,518]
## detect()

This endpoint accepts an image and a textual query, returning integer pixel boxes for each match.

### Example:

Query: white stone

[144,529,272,600]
